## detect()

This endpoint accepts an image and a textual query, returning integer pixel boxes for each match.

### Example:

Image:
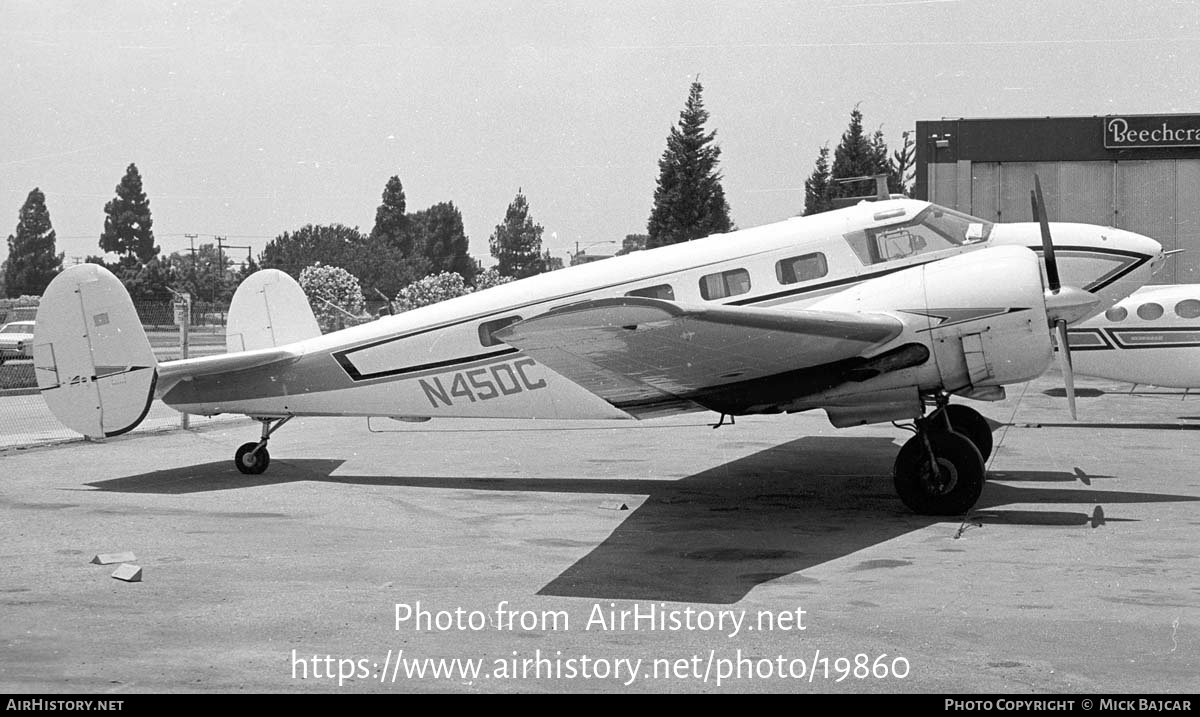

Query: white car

[0,320,34,364]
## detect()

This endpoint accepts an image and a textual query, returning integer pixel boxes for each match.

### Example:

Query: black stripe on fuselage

[333,246,1153,383]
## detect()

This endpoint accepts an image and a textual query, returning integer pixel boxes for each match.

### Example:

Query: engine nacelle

[808,246,1053,422]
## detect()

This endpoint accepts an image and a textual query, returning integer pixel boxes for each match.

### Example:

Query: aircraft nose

[1115,229,1164,273]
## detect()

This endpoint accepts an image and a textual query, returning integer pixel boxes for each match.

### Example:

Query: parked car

[0,320,34,364]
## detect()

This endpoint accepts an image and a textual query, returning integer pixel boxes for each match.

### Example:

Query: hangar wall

[915,115,1200,284]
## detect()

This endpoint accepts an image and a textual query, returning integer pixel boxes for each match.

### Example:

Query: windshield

[844,205,993,265]
[2,324,31,334]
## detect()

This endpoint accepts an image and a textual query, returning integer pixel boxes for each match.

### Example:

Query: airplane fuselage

[159,199,1162,424]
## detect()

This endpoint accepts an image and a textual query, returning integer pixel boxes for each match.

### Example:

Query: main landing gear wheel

[930,404,994,461]
[893,430,985,516]
[235,442,270,475]
[233,416,292,476]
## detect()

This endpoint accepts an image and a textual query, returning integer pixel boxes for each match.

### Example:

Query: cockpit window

[843,205,992,265]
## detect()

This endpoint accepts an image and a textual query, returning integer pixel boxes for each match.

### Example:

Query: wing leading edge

[493,297,909,417]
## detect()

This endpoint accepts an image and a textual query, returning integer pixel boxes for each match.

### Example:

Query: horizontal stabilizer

[226,269,321,352]
[34,264,158,438]
[156,347,302,392]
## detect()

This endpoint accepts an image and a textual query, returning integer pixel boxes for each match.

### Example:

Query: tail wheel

[893,431,984,515]
[235,442,270,475]
[931,404,994,461]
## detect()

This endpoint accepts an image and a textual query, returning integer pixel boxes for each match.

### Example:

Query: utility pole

[214,237,251,303]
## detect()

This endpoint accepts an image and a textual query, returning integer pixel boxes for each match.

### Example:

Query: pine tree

[489,189,546,279]
[4,188,63,297]
[803,145,833,216]
[646,80,733,249]
[100,163,158,262]
[826,106,884,205]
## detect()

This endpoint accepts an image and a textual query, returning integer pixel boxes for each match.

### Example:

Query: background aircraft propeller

[1031,174,1099,419]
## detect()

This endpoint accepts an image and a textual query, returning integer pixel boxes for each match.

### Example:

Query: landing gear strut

[930,403,994,461]
[234,416,292,475]
[893,398,986,515]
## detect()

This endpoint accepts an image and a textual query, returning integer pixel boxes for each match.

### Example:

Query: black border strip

[333,245,1154,383]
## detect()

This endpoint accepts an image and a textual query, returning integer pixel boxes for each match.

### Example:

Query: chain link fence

[0,299,245,452]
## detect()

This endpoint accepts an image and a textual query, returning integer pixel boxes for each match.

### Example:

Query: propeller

[1030,175,1099,420]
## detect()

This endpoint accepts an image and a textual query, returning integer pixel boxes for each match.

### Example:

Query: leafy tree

[471,266,513,291]
[646,80,733,249]
[258,224,361,279]
[410,201,475,282]
[489,189,546,279]
[803,145,833,216]
[4,188,63,297]
[393,271,472,312]
[299,264,365,333]
[616,234,648,256]
[100,163,158,262]
[166,243,233,303]
[123,257,175,302]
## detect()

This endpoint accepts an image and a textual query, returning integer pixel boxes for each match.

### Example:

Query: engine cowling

[806,246,1053,425]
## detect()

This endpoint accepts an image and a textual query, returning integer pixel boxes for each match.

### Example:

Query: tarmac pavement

[1,371,1197,693]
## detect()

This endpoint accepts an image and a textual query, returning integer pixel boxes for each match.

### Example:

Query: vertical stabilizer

[34,264,158,438]
[226,269,321,352]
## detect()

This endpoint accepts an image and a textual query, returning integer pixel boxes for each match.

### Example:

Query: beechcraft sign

[1104,115,1200,149]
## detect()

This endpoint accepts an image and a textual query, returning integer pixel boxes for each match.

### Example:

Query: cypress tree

[100,163,158,262]
[4,188,63,297]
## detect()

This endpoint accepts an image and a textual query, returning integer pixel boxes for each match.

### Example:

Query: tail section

[34,264,158,438]
[226,269,321,352]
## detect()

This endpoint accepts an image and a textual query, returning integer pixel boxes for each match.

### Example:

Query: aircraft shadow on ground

[84,436,1198,604]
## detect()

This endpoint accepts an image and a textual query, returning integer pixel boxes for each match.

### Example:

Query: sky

[3,0,1200,270]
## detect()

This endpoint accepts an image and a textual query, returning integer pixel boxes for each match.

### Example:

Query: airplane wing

[493,297,905,417]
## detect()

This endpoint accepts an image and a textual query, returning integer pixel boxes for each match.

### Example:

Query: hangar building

[914,114,1200,283]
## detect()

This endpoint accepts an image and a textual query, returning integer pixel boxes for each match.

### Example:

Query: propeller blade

[1032,174,1061,291]
[1055,319,1077,420]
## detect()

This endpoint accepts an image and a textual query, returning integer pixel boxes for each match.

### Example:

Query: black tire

[235,442,270,475]
[931,404,994,461]
[893,431,985,515]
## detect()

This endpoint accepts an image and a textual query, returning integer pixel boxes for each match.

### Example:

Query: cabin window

[626,284,675,300]
[1104,306,1128,322]
[478,315,522,347]
[775,253,828,285]
[699,269,751,300]
[1175,299,1200,319]
[1136,302,1164,320]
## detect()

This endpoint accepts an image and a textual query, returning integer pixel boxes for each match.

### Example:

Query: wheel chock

[599,501,629,511]
[91,552,137,565]
[111,564,143,582]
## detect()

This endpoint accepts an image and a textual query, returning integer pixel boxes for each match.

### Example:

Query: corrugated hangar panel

[970,163,1001,221]
[1175,160,1200,283]
[928,161,959,210]
[1058,162,1115,228]
[998,163,1059,222]
[1118,161,1177,281]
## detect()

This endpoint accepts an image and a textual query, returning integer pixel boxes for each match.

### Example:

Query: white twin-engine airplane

[34,179,1162,516]
[1067,283,1200,388]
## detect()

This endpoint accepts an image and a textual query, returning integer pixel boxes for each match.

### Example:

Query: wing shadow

[82,436,1199,604]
